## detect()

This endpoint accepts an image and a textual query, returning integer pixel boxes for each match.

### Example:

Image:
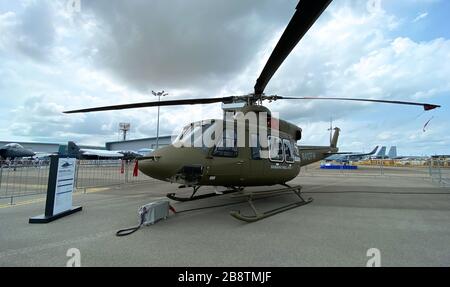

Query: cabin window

[268,136,283,162]
[283,139,294,163]
[250,134,261,159]
[213,127,238,157]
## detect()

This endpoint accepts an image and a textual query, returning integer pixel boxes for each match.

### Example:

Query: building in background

[1,135,173,156]
[105,135,172,152]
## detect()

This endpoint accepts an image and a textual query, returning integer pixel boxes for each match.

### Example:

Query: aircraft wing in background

[80,148,124,158]
[325,146,379,162]
[66,141,123,159]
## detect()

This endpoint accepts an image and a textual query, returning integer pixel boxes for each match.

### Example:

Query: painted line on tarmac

[0,197,46,209]
[0,183,47,189]
[0,230,115,260]
[0,187,111,209]
[81,187,111,194]
[302,180,343,193]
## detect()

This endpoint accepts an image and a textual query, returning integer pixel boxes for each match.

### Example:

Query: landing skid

[166,186,239,202]
[229,184,313,222]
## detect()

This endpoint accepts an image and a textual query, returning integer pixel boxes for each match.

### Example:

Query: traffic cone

[133,160,139,177]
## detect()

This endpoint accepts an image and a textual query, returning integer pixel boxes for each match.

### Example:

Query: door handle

[236,161,244,165]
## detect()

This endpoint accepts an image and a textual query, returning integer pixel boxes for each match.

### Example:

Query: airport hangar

[0,135,172,154]
[105,135,172,151]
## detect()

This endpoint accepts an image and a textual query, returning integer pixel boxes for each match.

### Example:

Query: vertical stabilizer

[330,127,340,148]
[376,146,386,158]
[67,141,81,158]
[387,146,397,158]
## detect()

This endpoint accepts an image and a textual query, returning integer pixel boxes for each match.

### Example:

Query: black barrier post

[29,155,82,223]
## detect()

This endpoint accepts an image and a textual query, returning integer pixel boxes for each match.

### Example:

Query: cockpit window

[283,139,294,163]
[268,136,283,162]
[173,121,215,148]
[213,127,238,157]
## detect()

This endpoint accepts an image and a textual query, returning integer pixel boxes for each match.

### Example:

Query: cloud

[0,11,18,50]
[256,7,450,124]
[412,11,429,22]
[0,1,57,61]
[9,95,83,139]
[79,0,297,91]
[0,0,449,155]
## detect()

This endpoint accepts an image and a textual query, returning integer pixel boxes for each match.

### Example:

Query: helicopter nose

[138,147,179,180]
[139,157,173,181]
[138,146,207,182]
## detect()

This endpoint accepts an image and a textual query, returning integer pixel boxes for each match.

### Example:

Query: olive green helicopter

[65,0,440,222]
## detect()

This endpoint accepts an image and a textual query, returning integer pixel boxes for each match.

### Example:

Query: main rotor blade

[64,96,235,114]
[277,96,441,111]
[254,0,332,95]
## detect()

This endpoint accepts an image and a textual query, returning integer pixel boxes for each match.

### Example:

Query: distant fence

[429,158,450,188]
[75,159,154,189]
[0,160,50,202]
[358,159,430,168]
[3,157,446,203]
[0,159,155,203]
[304,161,432,179]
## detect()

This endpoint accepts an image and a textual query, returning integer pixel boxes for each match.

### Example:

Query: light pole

[151,90,168,149]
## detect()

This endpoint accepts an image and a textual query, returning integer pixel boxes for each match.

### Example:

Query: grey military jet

[0,143,35,160]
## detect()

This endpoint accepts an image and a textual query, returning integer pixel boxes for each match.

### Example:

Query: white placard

[53,158,76,214]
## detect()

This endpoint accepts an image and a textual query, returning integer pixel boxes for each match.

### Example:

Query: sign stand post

[29,155,82,223]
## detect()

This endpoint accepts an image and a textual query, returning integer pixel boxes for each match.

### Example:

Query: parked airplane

[64,142,142,160]
[137,148,154,156]
[0,143,35,160]
[325,146,379,163]
[66,141,124,159]
[387,146,398,159]
[34,152,57,159]
[119,150,143,160]
[370,146,386,159]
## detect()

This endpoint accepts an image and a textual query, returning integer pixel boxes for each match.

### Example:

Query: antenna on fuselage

[327,117,333,145]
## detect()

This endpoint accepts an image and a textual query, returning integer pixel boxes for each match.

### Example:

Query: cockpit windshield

[5,143,24,149]
[173,120,217,148]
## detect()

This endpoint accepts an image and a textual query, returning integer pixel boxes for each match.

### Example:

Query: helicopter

[64,0,440,222]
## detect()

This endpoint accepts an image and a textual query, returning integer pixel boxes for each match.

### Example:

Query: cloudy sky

[0,0,449,155]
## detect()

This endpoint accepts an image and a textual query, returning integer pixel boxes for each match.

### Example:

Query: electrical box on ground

[139,200,170,225]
